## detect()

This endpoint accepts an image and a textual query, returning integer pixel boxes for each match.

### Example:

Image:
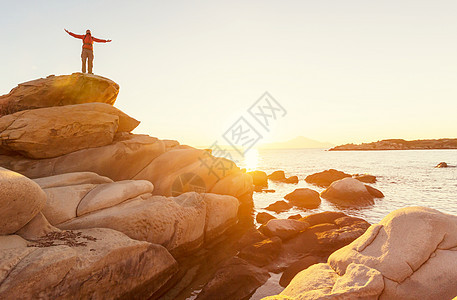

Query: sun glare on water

[243,148,259,172]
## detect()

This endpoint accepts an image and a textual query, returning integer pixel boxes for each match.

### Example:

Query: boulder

[353,174,377,183]
[34,172,113,189]
[279,255,320,287]
[320,177,375,206]
[247,170,268,187]
[0,134,167,181]
[0,228,178,299]
[57,192,207,256]
[300,211,347,226]
[288,214,303,220]
[284,188,321,209]
[265,200,293,213]
[284,176,299,184]
[77,180,154,216]
[305,169,351,187]
[268,170,286,181]
[196,257,270,300]
[266,263,384,299]
[261,219,310,240]
[201,193,239,241]
[237,228,268,250]
[42,184,96,225]
[328,206,457,299]
[0,167,46,234]
[238,236,282,267]
[0,103,140,159]
[0,73,119,115]
[256,212,276,224]
[365,185,384,198]
[435,162,448,168]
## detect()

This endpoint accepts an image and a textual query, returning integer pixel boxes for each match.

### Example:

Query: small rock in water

[305,169,352,187]
[261,219,310,240]
[365,185,385,198]
[284,176,299,184]
[353,174,377,183]
[288,214,303,220]
[284,188,321,209]
[267,170,287,181]
[435,162,448,168]
[320,178,376,207]
[256,212,276,224]
[247,170,268,187]
[265,200,293,213]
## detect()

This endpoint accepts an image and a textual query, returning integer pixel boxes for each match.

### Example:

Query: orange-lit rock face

[0,73,119,115]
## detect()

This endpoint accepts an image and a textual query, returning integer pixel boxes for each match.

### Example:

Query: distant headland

[329,138,457,151]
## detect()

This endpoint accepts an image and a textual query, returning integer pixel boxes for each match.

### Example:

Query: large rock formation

[0,103,139,159]
[0,73,119,115]
[0,228,178,299]
[0,167,46,234]
[320,177,377,207]
[266,207,457,300]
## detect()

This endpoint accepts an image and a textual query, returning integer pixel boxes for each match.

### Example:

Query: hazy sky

[1,0,456,147]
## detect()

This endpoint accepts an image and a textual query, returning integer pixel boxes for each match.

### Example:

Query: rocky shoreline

[329,138,457,151]
[1,74,456,299]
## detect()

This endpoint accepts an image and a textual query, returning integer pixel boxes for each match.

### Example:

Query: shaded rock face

[0,73,119,115]
[238,236,282,267]
[305,169,351,187]
[279,255,320,287]
[320,177,376,207]
[0,167,46,234]
[0,103,139,159]
[247,170,268,187]
[365,185,384,198]
[269,207,457,300]
[267,213,370,273]
[284,188,321,209]
[284,176,298,184]
[0,228,178,300]
[196,257,270,300]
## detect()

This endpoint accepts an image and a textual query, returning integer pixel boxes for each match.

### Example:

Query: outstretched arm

[64,29,84,39]
[92,37,112,43]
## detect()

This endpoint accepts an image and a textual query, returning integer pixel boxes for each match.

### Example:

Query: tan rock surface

[0,167,46,234]
[34,172,113,189]
[0,228,178,300]
[77,180,154,216]
[0,103,139,159]
[42,184,96,225]
[0,73,119,115]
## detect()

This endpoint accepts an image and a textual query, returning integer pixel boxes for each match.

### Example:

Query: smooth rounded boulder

[0,103,140,159]
[247,170,268,187]
[0,167,46,234]
[284,188,321,209]
[0,73,119,115]
[320,177,375,206]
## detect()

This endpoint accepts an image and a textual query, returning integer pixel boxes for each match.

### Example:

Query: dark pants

[81,48,94,74]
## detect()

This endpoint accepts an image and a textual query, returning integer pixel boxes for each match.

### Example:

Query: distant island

[259,136,334,149]
[329,138,457,151]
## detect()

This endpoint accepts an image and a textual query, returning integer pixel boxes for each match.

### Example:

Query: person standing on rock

[64,29,112,74]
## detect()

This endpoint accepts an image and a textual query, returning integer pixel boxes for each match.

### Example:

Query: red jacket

[67,31,109,51]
